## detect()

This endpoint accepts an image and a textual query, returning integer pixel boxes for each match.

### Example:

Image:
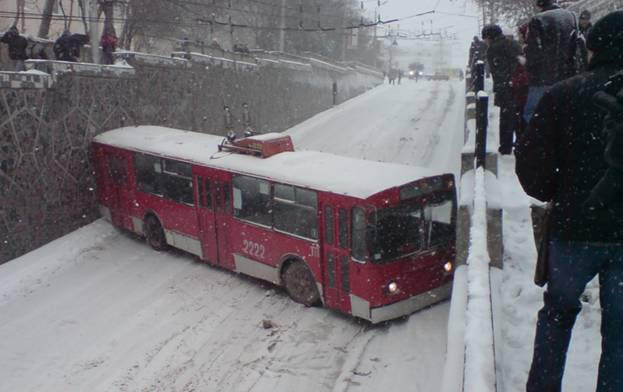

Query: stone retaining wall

[0,56,381,263]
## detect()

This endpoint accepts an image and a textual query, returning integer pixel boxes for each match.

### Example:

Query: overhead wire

[0,6,424,34]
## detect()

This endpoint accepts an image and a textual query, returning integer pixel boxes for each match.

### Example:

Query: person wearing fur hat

[482,24,523,154]
[523,0,577,124]
[516,10,623,392]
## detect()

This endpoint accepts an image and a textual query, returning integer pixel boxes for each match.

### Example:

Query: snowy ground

[0,79,465,392]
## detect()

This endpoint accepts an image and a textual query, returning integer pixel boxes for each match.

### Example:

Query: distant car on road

[421,72,450,81]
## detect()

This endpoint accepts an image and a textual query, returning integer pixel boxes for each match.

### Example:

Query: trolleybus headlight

[387,282,399,294]
[444,262,453,272]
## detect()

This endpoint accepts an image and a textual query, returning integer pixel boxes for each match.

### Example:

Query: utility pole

[86,0,100,64]
[279,0,286,52]
[341,2,347,61]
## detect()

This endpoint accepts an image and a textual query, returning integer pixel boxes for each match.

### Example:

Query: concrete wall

[0,56,382,263]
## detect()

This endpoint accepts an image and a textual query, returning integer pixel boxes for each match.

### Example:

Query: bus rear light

[444,262,453,272]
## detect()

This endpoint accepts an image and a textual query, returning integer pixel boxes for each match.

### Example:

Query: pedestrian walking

[388,68,397,85]
[515,11,623,392]
[482,24,523,154]
[100,26,117,65]
[1,25,28,71]
[523,0,577,123]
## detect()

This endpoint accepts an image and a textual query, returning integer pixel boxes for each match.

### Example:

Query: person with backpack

[516,11,623,392]
[585,70,623,211]
[523,0,577,124]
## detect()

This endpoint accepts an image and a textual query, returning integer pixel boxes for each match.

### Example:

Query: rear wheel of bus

[144,215,168,251]
[283,261,320,306]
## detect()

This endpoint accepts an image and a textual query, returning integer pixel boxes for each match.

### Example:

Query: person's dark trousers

[498,102,517,155]
[526,240,623,392]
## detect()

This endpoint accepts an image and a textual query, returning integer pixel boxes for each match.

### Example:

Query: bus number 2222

[242,239,265,260]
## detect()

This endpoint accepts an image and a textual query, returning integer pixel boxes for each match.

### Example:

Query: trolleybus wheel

[144,215,168,251]
[283,261,320,306]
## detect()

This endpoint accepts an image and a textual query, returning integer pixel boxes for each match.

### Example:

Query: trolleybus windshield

[369,193,455,263]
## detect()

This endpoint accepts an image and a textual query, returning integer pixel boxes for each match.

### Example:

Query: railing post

[474,60,485,92]
[475,92,489,170]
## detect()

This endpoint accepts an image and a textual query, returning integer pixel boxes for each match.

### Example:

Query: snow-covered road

[0,79,465,392]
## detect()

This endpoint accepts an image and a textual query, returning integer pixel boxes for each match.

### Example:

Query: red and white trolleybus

[93,126,456,323]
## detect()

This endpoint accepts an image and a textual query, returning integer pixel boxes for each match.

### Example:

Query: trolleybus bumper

[351,282,452,324]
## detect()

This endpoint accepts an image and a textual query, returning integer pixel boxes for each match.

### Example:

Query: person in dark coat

[482,25,522,155]
[515,11,623,392]
[523,0,577,123]
[482,24,523,154]
[0,25,28,71]
[54,30,89,62]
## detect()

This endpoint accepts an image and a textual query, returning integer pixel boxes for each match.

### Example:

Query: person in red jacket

[100,26,117,65]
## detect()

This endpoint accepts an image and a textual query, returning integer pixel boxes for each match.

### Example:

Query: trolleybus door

[213,175,234,270]
[105,151,131,230]
[195,173,218,264]
[321,204,351,313]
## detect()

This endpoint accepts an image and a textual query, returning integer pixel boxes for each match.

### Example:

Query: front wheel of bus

[283,261,320,307]
[144,215,168,251]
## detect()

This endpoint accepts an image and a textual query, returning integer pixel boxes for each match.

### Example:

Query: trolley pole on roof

[279,0,286,52]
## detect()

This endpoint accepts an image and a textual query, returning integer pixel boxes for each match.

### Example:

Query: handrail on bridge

[442,61,499,392]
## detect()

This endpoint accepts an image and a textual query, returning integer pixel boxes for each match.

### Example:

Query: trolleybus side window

[108,155,127,185]
[223,182,231,212]
[135,153,162,195]
[324,206,334,245]
[338,209,348,249]
[232,175,271,226]
[273,184,318,240]
[161,159,193,205]
[134,154,193,204]
[351,207,367,261]
[198,178,211,209]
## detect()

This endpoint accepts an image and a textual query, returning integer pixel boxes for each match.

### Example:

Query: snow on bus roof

[94,126,445,199]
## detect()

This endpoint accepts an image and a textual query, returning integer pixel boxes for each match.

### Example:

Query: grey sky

[362,0,480,69]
